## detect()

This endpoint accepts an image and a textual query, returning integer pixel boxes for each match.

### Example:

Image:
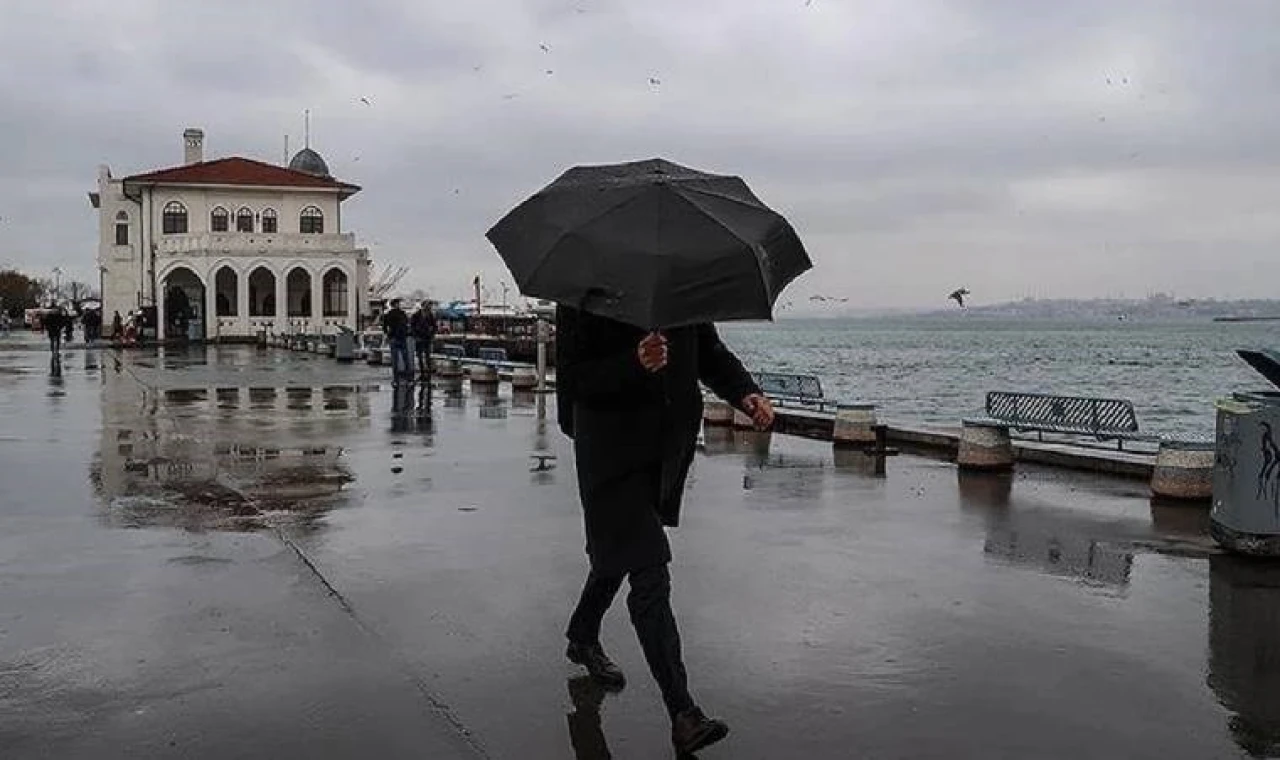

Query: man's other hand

[741,393,775,430]
[638,332,668,373]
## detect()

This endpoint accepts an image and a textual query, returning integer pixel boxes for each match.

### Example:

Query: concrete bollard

[702,399,735,427]
[511,367,538,390]
[437,359,463,378]
[732,406,755,429]
[833,403,878,447]
[1151,438,1214,502]
[957,419,1014,471]
[367,347,384,365]
[468,364,499,385]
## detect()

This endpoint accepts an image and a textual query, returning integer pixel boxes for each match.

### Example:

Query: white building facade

[90,128,371,341]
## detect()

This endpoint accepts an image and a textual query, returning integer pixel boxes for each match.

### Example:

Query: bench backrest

[750,371,836,411]
[439,343,466,359]
[477,347,508,363]
[986,391,1140,434]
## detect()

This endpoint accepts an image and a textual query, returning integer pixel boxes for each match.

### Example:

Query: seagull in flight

[359,97,372,106]
[949,287,971,307]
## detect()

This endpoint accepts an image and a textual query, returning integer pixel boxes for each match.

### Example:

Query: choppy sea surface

[717,316,1280,438]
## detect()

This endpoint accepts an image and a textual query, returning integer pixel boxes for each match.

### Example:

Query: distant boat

[1213,316,1280,323]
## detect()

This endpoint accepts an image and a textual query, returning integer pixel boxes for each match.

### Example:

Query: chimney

[183,128,204,165]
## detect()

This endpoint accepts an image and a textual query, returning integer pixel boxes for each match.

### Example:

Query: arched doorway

[215,266,238,317]
[248,267,276,317]
[162,266,205,341]
[287,268,312,318]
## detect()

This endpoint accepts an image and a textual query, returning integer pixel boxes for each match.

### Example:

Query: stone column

[156,283,166,342]
[205,277,219,343]
[311,269,324,334]
[957,419,1014,471]
[276,269,288,336]
[237,267,250,338]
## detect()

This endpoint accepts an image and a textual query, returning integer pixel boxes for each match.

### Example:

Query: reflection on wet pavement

[8,344,1280,758]
[1210,555,1280,759]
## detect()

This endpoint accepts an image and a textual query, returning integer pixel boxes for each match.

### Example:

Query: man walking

[410,301,437,379]
[556,305,774,756]
[380,298,412,384]
[44,306,64,355]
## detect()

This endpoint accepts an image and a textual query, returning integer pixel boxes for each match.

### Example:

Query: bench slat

[986,391,1140,435]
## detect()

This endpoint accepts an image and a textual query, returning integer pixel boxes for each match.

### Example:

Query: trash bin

[335,328,355,363]
[1211,349,1280,556]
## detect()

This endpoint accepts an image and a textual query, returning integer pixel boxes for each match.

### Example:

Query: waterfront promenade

[0,343,1272,758]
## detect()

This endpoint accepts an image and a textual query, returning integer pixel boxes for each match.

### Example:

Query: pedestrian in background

[410,301,438,379]
[380,298,413,384]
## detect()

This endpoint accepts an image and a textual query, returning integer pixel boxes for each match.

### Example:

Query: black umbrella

[486,158,811,329]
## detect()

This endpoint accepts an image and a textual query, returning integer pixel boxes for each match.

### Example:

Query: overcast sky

[1,0,1277,310]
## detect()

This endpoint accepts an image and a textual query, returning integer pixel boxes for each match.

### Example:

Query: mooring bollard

[731,405,755,429]
[469,364,499,385]
[702,399,735,427]
[833,403,878,447]
[367,347,384,365]
[511,367,538,390]
[437,358,462,378]
[1150,438,1214,502]
[957,419,1014,471]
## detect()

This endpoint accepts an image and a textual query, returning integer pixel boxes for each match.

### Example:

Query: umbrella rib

[672,183,771,213]
[668,187,776,303]
[516,189,649,293]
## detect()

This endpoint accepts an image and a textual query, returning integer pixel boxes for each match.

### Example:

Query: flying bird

[949,288,971,307]
[540,43,551,53]
[502,93,520,100]
[359,97,372,106]
[649,77,661,86]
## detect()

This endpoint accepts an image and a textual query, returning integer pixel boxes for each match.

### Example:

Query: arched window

[210,206,228,232]
[261,208,278,234]
[235,207,254,232]
[299,206,324,234]
[114,210,129,246]
[162,201,188,234]
[322,268,349,316]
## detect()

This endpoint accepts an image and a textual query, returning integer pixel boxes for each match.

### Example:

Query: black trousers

[567,563,694,719]
[414,337,433,373]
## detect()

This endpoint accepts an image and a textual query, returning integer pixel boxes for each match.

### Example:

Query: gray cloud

[1,0,1279,309]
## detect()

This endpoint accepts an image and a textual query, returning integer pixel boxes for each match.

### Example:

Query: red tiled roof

[122,157,360,194]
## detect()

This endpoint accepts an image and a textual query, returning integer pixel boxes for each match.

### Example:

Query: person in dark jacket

[44,308,64,355]
[556,304,774,756]
[380,299,412,384]
[410,302,437,378]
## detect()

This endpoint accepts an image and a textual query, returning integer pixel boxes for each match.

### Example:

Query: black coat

[556,306,759,575]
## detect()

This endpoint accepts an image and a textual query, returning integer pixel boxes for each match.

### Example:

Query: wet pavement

[1,343,1277,758]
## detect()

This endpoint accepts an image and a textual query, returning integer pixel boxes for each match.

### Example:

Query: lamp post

[52,267,62,304]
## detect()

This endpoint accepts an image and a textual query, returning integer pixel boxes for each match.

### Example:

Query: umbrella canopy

[486,158,812,330]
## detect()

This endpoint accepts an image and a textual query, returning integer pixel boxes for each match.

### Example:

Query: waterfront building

[89,128,370,340]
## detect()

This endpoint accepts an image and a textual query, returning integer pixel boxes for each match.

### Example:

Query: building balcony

[156,232,358,256]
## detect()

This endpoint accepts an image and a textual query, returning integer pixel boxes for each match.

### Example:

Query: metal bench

[752,371,839,414]
[477,347,509,364]
[437,344,466,359]
[981,391,1161,450]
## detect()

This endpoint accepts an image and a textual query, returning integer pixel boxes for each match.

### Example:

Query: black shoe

[671,707,729,755]
[566,642,626,690]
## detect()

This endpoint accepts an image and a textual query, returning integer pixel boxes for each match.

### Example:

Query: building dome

[288,147,330,177]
